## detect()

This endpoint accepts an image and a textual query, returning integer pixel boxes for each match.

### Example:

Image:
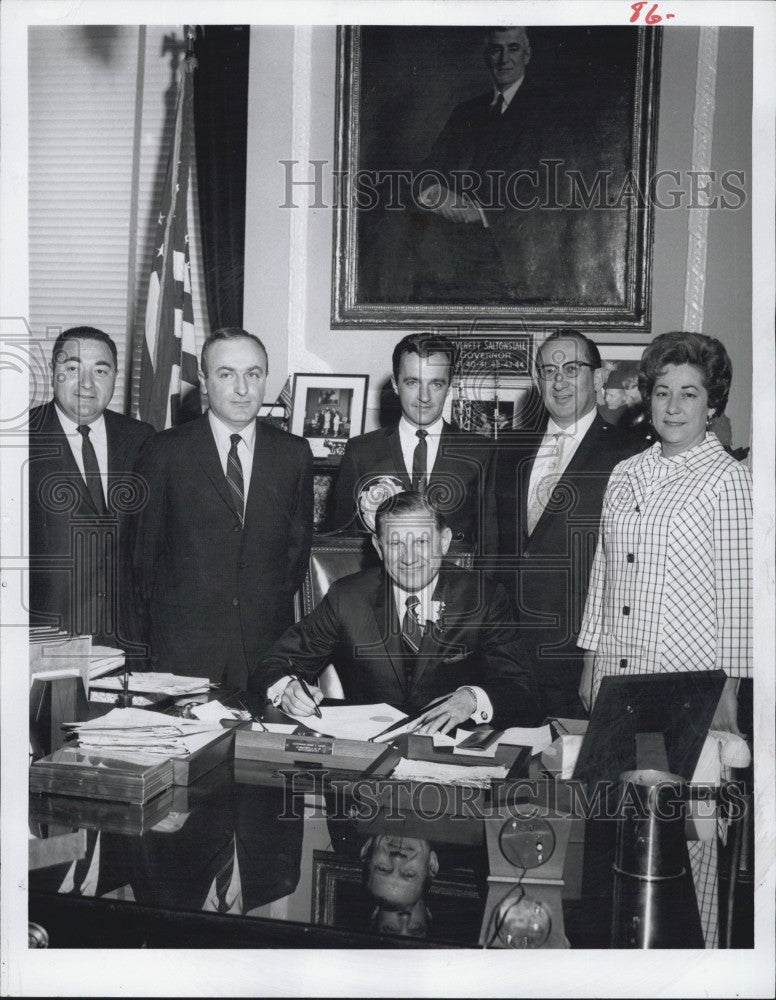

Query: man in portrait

[363,26,632,307]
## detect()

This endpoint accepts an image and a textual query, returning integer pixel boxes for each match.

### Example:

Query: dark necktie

[226,433,245,524]
[491,92,505,119]
[76,425,106,514]
[412,429,428,490]
[401,594,422,691]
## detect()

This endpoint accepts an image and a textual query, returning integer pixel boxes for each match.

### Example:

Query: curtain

[193,25,250,331]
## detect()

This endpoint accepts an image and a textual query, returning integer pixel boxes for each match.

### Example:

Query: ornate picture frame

[332,26,662,331]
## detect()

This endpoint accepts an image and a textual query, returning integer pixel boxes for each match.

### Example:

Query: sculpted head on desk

[361,833,438,938]
[390,332,457,429]
[372,490,452,593]
[51,326,118,425]
[534,329,605,430]
[199,327,268,432]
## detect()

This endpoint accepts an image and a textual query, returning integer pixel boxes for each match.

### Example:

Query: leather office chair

[294,533,474,698]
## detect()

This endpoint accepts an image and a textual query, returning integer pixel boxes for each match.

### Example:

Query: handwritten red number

[630,1,669,23]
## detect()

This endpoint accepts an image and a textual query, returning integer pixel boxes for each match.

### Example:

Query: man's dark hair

[51,326,118,370]
[374,490,447,537]
[536,328,602,371]
[638,331,732,417]
[391,333,457,382]
[200,327,268,378]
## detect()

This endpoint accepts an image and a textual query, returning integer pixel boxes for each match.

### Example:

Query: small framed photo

[290,373,369,461]
[597,344,647,427]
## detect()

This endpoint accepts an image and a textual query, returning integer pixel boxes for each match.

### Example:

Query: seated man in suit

[489,329,644,718]
[333,333,494,551]
[251,490,541,734]
[28,326,155,646]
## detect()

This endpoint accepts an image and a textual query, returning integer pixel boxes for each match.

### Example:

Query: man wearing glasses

[489,330,645,718]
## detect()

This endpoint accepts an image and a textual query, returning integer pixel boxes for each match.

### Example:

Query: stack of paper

[90,672,210,697]
[390,758,508,787]
[62,706,223,760]
[286,703,407,742]
[88,646,125,680]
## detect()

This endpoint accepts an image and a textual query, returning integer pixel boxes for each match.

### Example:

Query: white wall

[244,26,753,448]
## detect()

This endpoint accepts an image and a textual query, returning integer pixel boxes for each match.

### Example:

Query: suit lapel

[42,402,98,514]
[244,419,269,526]
[194,415,239,517]
[386,425,412,488]
[373,574,409,696]
[528,415,602,543]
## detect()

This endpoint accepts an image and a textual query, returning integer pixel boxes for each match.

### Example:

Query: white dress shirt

[526,406,597,512]
[393,576,493,724]
[492,75,524,111]
[54,404,109,501]
[397,414,444,482]
[207,409,256,517]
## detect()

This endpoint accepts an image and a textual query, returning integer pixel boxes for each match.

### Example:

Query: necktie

[76,425,106,514]
[491,92,505,118]
[226,433,245,524]
[412,429,428,490]
[526,433,567,535]
[401,594,423,691]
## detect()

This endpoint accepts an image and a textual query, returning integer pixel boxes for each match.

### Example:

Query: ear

[390,374,398,397]
[360,837,374,862]
[198,369,208,398]
[427,851,439,878]
[371,532,385,563]
[439,526,453,556]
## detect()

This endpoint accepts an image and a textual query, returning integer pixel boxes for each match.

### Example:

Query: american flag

[136,48,200,431]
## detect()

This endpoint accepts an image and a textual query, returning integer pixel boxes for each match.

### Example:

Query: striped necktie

[412,429,428,490]
[226,433,245,524]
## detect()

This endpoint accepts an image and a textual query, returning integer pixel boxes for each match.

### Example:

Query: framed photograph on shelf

[597,344,647,429]
[332,26,661,330]
[290,373,369,462]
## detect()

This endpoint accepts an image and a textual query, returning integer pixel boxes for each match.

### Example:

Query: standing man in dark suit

[333,333,494,551]
[252,490,540,732]
[490,330,644,718]
[133,328,313,689]
[29,327,155,646]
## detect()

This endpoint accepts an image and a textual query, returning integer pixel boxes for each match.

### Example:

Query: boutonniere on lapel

[427,598,447,639]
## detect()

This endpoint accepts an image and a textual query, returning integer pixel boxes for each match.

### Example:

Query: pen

[293,674,322,719]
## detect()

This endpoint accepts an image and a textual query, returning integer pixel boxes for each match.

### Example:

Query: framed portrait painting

[332,26,662,331]
[290,373,369,461]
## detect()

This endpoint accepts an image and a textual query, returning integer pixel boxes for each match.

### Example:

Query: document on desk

[498,725,554,754]
[63,706,223,758]
[390,758,509,787]
[90,672,211,696]
[286,703,407,742]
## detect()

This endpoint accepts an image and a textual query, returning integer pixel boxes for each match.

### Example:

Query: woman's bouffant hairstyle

[638,331,732,417]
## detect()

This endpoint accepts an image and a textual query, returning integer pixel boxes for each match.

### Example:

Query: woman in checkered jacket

[577,331,752,947]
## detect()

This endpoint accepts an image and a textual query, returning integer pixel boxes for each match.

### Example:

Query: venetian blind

[28,24,209,416]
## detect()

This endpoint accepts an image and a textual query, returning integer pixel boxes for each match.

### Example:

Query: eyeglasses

[535,362,595,381]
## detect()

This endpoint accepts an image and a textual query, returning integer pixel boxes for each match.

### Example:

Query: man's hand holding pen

[280,675,324,718]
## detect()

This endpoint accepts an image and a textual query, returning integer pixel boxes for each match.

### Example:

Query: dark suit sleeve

[248,585,344,699]
[478,582,542,727]
[332,438,361,532]
[284,440,314,597]
[130,435,168,647]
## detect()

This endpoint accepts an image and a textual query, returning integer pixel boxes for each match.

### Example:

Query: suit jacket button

[238,561,247,570]
[233,524,241,532]
[232,598,239,607]
[481,711,487,720]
